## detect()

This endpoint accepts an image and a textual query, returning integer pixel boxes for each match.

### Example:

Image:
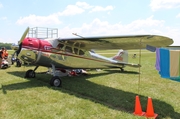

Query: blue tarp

[155,48,180,82]
[159,48,170,78]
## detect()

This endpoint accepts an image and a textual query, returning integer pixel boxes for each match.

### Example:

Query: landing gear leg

[120,68,124,72]
[49,64,62,87]
[25,66,39,78]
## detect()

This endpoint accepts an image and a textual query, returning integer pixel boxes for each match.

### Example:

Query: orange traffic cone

[133,95,145,116]
[144,97,158,118]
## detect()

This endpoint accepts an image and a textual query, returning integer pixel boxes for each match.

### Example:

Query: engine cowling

[18,37,40,63]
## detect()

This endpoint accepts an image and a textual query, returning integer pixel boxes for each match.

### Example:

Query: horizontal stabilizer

[124,63,141,68]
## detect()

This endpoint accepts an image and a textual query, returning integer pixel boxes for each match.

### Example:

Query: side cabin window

[56,42,85,55]
[65,46,72,53]
[79,50,84,55]
[74,48,78,54]
[73,48,85,55]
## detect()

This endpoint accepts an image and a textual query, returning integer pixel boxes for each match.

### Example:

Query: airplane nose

[18,37,40,64]
[18,49,37,63]
[22,37,40,50]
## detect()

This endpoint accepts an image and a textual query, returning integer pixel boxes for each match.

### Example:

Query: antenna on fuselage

[72,33,84,38]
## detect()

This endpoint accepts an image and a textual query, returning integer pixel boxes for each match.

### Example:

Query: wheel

[16,60,22,67]
[75,69,82,74]
[25,69,36,78]
[50,76,61,87]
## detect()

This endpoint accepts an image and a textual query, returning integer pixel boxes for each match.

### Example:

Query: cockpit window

[57,43,64,49]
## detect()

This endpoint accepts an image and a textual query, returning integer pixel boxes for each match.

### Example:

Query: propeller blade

[18,27,29,45]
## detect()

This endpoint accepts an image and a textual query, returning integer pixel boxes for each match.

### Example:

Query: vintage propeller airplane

[12,27,173,87]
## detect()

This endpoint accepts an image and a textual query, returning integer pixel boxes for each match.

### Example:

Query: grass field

[0,50,180,119]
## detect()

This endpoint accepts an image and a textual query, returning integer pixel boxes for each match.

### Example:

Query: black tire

[16,60,22,67]
[25,69,36,78]
[50,76,61,87]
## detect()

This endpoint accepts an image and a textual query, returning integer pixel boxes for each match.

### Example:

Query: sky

[0,0,180,46]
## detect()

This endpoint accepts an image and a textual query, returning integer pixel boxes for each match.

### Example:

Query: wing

[57,35,173,50]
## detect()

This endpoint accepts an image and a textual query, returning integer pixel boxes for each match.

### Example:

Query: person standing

[4,48,8,59]
[0,47,5,68]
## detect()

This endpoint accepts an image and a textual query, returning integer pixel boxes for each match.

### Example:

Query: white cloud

[57,17,180,46]
[56,4,85,16]
[90,6,114,13]
[0,3,3,8]
[16,14,61,26]
[163,27,180,46]
[150,0,180,11]
[56,2,113,16]
[58,16,165,37]
[16,2,85,26]
[76,2,93,9]
[176,13,180,18]
[0,17,7,20]
[126,16,165,30]
[16,2,114,26]
[16,2,87,26]
[91,16,164,35]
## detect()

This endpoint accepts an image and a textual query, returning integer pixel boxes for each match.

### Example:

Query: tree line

[0,42,13,50]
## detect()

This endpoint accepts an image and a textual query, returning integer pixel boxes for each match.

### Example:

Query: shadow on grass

[1,70,180,119]
[103,69,140,74]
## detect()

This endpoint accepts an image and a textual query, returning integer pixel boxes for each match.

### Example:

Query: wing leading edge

[57,35,173,50]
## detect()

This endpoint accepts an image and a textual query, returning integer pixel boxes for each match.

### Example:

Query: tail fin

[112,49,128,63]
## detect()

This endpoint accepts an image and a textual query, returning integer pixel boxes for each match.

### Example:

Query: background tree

[0,42,12,50]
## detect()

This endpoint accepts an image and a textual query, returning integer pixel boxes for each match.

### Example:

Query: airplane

[12,27,173,87]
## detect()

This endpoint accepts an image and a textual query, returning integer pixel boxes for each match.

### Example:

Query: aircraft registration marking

[44,46,52,51]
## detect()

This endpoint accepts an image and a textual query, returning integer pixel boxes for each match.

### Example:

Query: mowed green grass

[0,50,180,119]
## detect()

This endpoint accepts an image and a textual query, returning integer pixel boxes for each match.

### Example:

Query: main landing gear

[50,76,61,87]
[24,64,62,87]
